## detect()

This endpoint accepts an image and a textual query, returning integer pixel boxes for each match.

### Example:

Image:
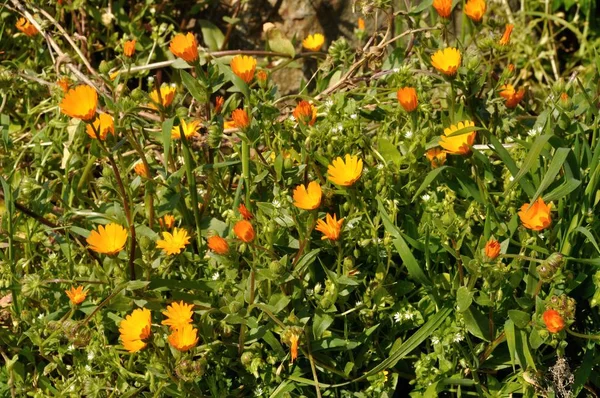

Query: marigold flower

[65,286,87,305]
[171,119,200,139]
[439,121,476,155]
[518,197,552,231]
[207,235,229,254]
[148,85,176,110]
[238,204,253,220]
[57,77,70,93]
[234,220,255,242]
[162,300,194,331]
[464,0,486,22]
[543,309,565,333]
[214,96,224,114]
[231,109,250,129]
[327,154,363,186]
[86,223,127,255]
[123,39,136,57]
[316,213,344,241]
[230,55,256,83]
[85,113,114,140]
[560,92,569,103]
[358,18,366,31]
[499,24,514,46]
[431,48,461,76]
[224,120,236,130]
[484,238,501,260]
[59,85,98,122]
[256,70,268,83]
[432,0,452,18]
[396,87,418,112]
[170,32,198,63]
[289,333,300,363]
[16,17,38,37]
[119,308,152,353]
[499,84,525,108]
[168,324,199,352]
[507,64,515,73]
[156,228,190,255]
[159,214,175,229]
[134,162,149,178]
[302,33,325,52]
[426,148,447,168]
[293,181,322,210]
[293,101,317,126]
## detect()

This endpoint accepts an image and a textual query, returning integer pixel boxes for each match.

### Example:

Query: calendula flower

[123,39,136,57]
[289,333,299,362]
[316,213,344,241]
[171,119,200,139]
[439,121,476,155]
[499,84,525,108]
[156,228,190,255]
[396,87,418,112]
[518,197,552,231]
[302,33,325,52]
[560,92,569,103]
[159,214,175,229]
[134,162,149,178]
[207,235,229,254]
[119,308,152,353]
[327,154,363,186]
[426,148,447,168]
[484,238,501,260]
[169,32,198,63]
[499,24,514,46]
[162,301,194,331]
[224,120,236,130]
[85,113,114,140]
[358,18,365,31]
[256,70,268,83]
[293,181,322,210]
[65,286,87,305]
[86,223,127,255]
[234,220,255,242]
[148,85,176,110]
[465,0,486,22]
[231,109,250,129]
[238,204,253,220]
[57,77,70,93]
[16,17,38,37]
[293,101,317,126]
[432,0,452,18]
[543,309,565,333]
[230,55,256,83]
[59,85,98,122]
[431,48,461,76]
[214,96,224,114]
[168,324,199,352]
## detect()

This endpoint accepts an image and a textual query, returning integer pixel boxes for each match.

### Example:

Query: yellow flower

[499,24,514,46]
[293,181,322,210]
[518,198,552,231]
[230,55,256,83]
[464,0,486,22]
[231,109,250,129]
[65,286,87,305]
[123,39,136,57]
[499,84,525,109]
[134,162,149,178]
[85,113,114,140]
[432,0,452,18]
[168,324,199,352]
[224,120,236,130]
[207,235,229,255]
[327,154,363,186]
[425,148,447,168]
[59,85,98,122]
[234,220,255,243]
[161,301,194,331]
[431,48,461,76]
[16,17,38,37]
[86,223,127,255]
[439,121,476,155]
[171,119,200,139]
[148,85,176,110]
[316,213,344,241]
[159,214,175,230]
[169,32,198,63]
[302,33,325,52]
[293,101,317,126]
[119,308,152,353]
[396,87,418,112]
[156,228,190,255]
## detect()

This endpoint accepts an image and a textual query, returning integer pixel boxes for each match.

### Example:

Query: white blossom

[212,272,220,280]
[453,332,464,343]
[350,113,358,120]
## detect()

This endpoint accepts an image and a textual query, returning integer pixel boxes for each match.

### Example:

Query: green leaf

[162,118,175,176]
[530,147,570,202]
[265,25,295,58]
[456,287,472,313]
[412,166,448,201]
[505,134,553,196]
[463,307,490,341]
[572,347,598,397]
[485,132,535,197]
[508,309,531,329]
[574,226,600,254]
[313,310,334,339]
[180,70,208,103]
[543,178,581,202]
[198,20,225,51]
[294,249,320,273]
[410,0,434,14]
[505,319,516,371]
[378,138,402,166]
[214,58,250,98]
[125,280,150,291]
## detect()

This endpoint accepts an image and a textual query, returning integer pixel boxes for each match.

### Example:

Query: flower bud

[537,252,564,281]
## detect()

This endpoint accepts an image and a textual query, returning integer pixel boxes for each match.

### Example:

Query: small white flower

[431,336,440,345]
[38,313,44,319]
[255,386,264,396]
[314,282,322,292]
[405,130,413,139]
[66,365,72,371]
[272,199,282,208]
[69,384,75,392]
[509,176,514,182]
[421,194,431,201]
[85,365,92,372]
[376,163,384,170]
[393,312,402,323]
[403,311,415,321]
[87,352,95,361]
[67,344,75,352]
[453,332,464,343]
[350,113,358,120]
[289,115,296,122]
[212,272,220,280]
[355,300,363,307]
[393,68,400,73]
[306,288,314,296]
[170,83,177,88]
[325,99,334,108]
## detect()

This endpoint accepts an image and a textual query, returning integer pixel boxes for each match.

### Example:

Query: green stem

[179,125,204,255]
[241,140,251,208]
[567,328,600,340]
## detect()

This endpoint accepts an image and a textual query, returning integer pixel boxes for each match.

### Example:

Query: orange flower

[316,213,344,241]
[358,18,366,31]
[238,204,253,220]
[464,0,486,22]
[16,17,38,37]
[499,24,514,46]
[256,70,268,83]
[85,113,114,140]
[293,101,317,126]
[57,77,70,93]
[290,333,299,362]
[159,214,175,229]
[302,33,325,52]
[134,162,149,178]
[484,238,501,260]
[293,181,322,210]
[543,309,565,333]
[432,0,452,18]
[161,301,194,331]
[168,324,199,352]
[148,85,176,110]
[65,286,87,305]
[499,84,525,108]
[230,55,256,83]
[327,154,363,186]
[425,148,447,168]
[169,32,198,63]
[214,96,224,114]
[431,48,461,76]
[507,64,515,74]
[231,109,250,129]
[439,121,476,155]
[518,197,552,231]
[397,87,418,112]
[234,220,255,242]
[119,308,152,353]
[123,39,136,57]
[207,235,229,255]
[59,85,98,122]
[86,223,127,255]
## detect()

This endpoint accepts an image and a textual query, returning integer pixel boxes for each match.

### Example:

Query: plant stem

[179,126,204,255]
